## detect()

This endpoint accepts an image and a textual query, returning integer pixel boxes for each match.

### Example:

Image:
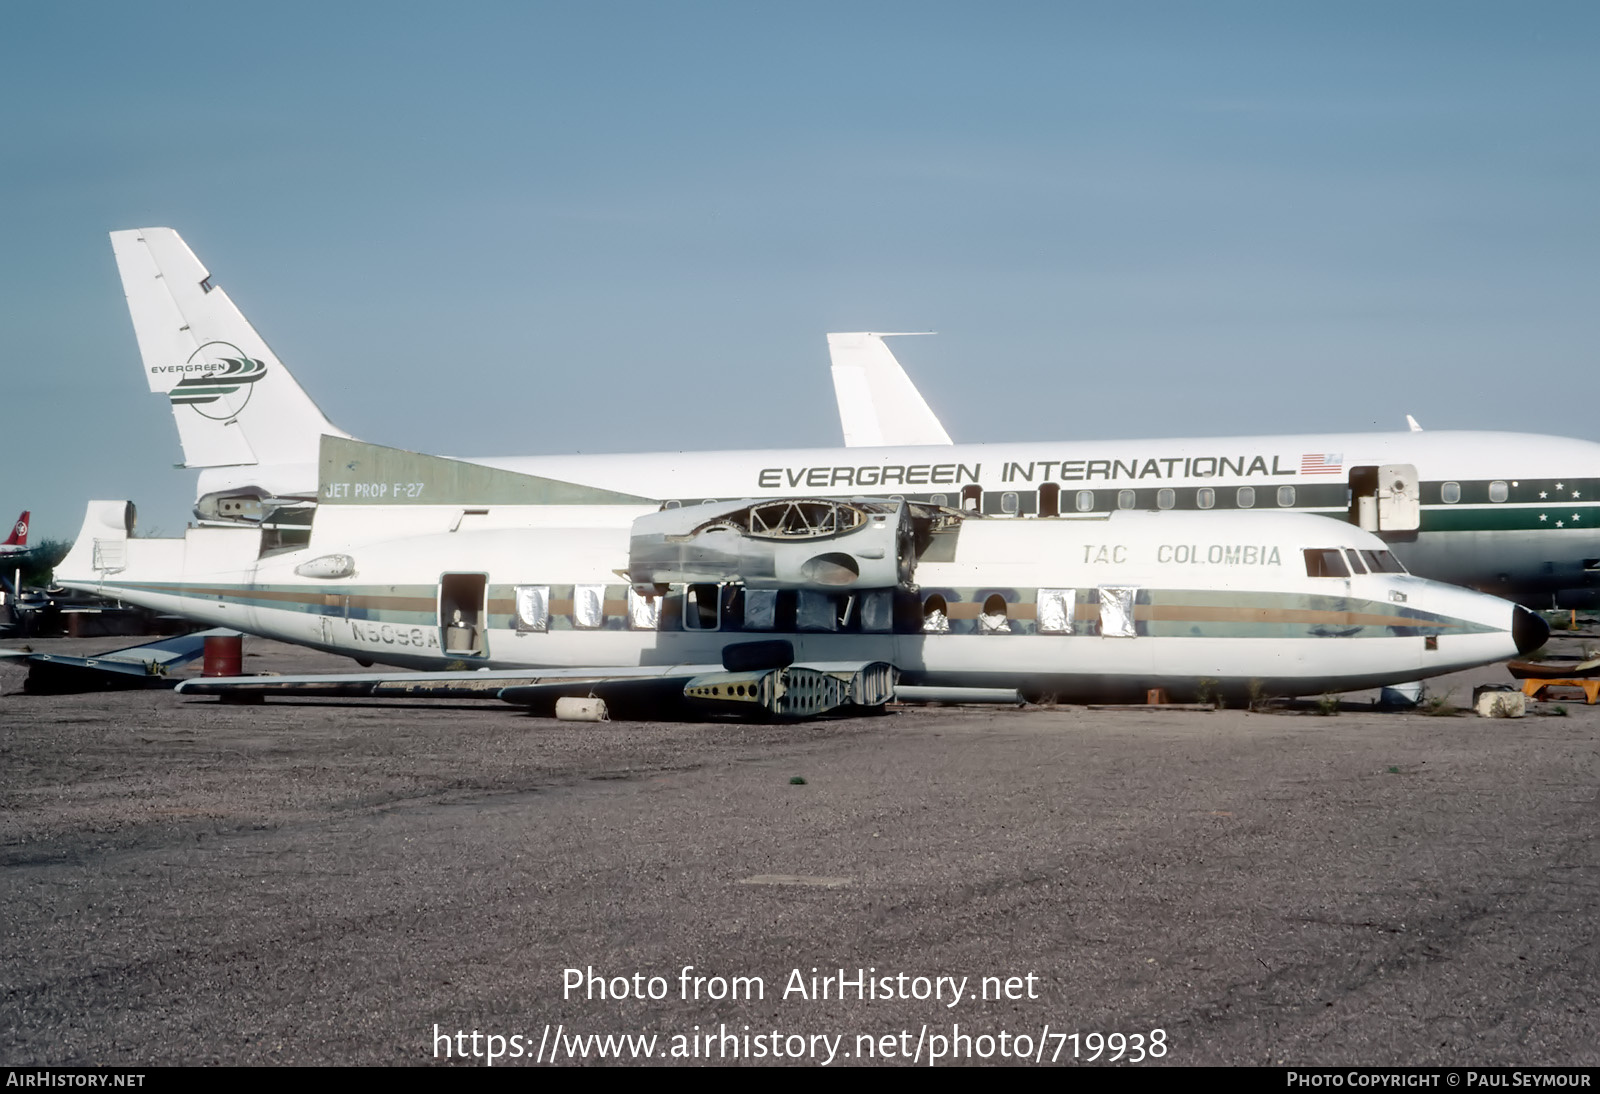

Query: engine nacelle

[627,498,916,590]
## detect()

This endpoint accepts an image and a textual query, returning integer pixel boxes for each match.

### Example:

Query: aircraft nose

[1513,605,1550,656]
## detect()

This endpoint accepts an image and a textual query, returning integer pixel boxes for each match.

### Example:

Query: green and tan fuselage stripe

[108,581,1498,641]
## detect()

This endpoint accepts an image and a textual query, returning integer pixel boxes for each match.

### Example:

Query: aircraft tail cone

[1513,606,1551,656]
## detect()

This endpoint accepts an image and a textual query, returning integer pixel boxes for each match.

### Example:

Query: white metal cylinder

[555,696,609,722]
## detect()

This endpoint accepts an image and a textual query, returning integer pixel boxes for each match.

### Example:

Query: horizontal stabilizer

[10,628,234,693]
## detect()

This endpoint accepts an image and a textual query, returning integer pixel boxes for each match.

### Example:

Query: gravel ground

[1,634,1596,1067]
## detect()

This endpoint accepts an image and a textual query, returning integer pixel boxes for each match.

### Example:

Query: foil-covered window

[573,584,605,629]
[922,594,949,634]
[860,590,895,633]
[1037,588,1075,634]
[979,594,1011,634]
[1197,487,1215,510]
[627,588,661,630]
[797,589,839,632]
[1099,586,1137,638]
[1278,485,1296,507]
[1237,486,1256,509]
[743,588,777,631]
[514,585,550,632]
[1076,490,1095,512]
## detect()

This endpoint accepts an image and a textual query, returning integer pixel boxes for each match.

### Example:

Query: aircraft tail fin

[827,332,952,447]
[3,512,28,548]
[110,228,349,474]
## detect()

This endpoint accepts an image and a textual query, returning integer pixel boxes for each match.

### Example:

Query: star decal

[1540,514,1548,521]
[1557,520,1566,528]
[1557,483,1565,490]
[1575,491,1583,498]
[1540,491,1548,499]
[1574,514,1582,522]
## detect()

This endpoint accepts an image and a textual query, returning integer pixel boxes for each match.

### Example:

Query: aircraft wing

[3,628,238,693]
[827,332,953,447]
[175,660,897,720]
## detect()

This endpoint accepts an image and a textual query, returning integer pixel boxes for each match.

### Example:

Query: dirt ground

[1,633,1596,1066]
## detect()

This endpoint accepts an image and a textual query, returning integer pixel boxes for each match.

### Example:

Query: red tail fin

[3,512,28,547]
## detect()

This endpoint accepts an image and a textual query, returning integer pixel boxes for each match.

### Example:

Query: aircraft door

[1348,464,1420,533]
[319,593,348,646]
[439,573,488,657]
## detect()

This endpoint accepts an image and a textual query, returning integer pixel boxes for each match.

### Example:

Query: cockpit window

[1358,549,1406,574]
[1304,549,1351,578]
[1344,549,1368,574]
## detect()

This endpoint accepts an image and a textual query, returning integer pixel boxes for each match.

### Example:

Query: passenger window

[1075,490,1095,513]
[1098,586,1137,638]
[1157,488,1175,510]
[514,585,550,633]
[1277,485,1296,507]
[662,500,681,510]
[929,493,948,507]
[1344,550,1368,574]
[1036,588,1075,635]
[1197,488,1214,510]
[797,589,840,631]
[1489,480,1508,503]
[1441,482,1461,504]
[742,588,777,630]
[922,594,949,634]
[684,584,721,630]
[626,588,660,630]
[1001,491,1020,515]
[1117,489,1136,510]
[979,593,1011,634]
[572,584,605,629]
[1237,486,1255,509]
[1304,549,1351,578]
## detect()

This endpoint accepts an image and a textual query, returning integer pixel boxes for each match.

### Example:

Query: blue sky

[3,2,1597,539]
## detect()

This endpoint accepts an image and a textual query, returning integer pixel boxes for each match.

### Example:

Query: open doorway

[439,572,488,657]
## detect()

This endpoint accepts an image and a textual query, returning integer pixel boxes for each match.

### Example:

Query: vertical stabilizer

[3,512,28,548]
[827,332,953,447]
[110,228,349,475]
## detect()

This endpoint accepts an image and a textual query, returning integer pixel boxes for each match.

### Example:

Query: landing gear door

[1349,464,1420,533]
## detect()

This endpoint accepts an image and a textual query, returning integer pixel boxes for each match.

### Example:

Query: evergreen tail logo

[169,341,269,420]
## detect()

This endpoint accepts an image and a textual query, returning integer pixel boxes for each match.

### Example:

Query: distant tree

[10,538,71,588]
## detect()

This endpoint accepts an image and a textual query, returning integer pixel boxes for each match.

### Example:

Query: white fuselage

[56,504,1542,703]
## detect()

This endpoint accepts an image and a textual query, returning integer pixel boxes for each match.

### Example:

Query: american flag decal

[1301,453,1343,475]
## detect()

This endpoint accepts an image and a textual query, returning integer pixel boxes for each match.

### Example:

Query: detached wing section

[175,659,896,720]
[827,332,952,447]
